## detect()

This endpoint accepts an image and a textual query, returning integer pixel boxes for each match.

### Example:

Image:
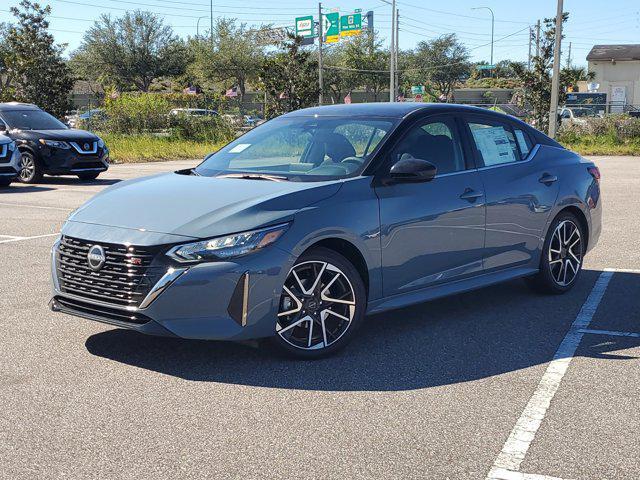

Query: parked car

[66,108,106,129]
[0,102,109,183]
[169,108,218,117]
[243,114,265,128]
[50,103,602,358]
[0,133,20,188]
[559,107,595,126]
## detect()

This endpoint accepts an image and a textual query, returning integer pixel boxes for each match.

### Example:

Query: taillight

[588,166,601,183]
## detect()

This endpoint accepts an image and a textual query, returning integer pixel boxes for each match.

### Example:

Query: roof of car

[283,102,515,119]
[0,102,40,111]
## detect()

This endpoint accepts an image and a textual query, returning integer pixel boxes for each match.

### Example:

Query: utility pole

[535,19,541,57]
[318,2,324,105]
[567,41,572,67]
[210,0,214,45]
[389,0,396,102]
[527,26,533,70]
[395,8,399,100]
[548,0,564,138]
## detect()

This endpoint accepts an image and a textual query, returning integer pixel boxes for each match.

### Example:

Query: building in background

[586,44,640,112]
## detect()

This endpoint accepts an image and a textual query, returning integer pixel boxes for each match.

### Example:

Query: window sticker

[472,127,517,166]
[229,143,251,153]
[514,130,531,157]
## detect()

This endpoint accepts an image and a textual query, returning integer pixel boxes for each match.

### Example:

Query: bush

[558,114,640,156]
[76,92,235,144]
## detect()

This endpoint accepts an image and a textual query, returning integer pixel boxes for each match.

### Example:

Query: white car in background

[0,134,20,188]
[169,108,218,117]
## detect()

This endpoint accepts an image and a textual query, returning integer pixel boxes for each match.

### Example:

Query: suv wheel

[271,247,366,359]
[18,151,43,184]
[526,212,585,294]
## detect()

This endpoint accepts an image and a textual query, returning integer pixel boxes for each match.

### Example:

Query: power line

[396,1,530,25]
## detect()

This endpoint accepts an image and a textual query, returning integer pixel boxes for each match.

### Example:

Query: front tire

[18,151,43,184]
[526,212,585,294]
[271,247,366,359]
[77,172,100,181]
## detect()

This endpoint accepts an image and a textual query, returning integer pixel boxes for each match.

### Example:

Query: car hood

[14,129,98,140]
[68,172,343,239]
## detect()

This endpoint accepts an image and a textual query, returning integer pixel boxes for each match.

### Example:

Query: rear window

[514,129,534,159]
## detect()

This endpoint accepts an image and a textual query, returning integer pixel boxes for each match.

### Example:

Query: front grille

[0,144,11,163]
[54,296,151,324]
[56,236,164,309]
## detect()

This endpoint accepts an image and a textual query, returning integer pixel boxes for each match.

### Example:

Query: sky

[1,0,639,68]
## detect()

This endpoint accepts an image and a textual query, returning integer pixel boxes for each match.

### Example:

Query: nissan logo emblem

[87,245,106,271]
[83,143,90,150]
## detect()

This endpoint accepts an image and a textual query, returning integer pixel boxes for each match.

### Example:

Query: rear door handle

[460,188,483,202]
[539,173,558,185]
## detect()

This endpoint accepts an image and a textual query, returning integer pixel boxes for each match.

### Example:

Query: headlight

[39,139,70,149]
[7,141,16,152]
[166,223,290,263]
[97,137,105,148]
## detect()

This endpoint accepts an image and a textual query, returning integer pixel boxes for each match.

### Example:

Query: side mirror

[385,157,437,184]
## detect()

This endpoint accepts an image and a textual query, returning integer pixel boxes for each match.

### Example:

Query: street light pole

[548,0,564,138]
[318,2,324,105]
[472,7,494,74]
[196,16,208,38]
[210,0,214,45]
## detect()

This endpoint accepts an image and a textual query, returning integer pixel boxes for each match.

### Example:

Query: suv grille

[56,236,164,309]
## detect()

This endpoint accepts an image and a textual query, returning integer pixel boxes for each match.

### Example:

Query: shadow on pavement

[85,269,640,391]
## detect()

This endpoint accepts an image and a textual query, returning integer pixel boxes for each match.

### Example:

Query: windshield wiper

[217,173,288,182]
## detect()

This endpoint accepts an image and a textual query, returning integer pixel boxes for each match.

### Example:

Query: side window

[514,128,534,159]
[391,117,466,175]
[468,121,520,167]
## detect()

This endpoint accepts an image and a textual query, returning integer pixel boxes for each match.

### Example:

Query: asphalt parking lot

[0,157,638,480]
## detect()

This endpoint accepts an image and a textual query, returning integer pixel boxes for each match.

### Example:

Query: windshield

[1,109,68,130]
[195,116,397,181]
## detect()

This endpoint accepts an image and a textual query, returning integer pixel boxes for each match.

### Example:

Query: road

[0,157,638,479]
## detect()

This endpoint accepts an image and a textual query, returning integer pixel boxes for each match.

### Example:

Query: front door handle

[539,173,558,185]
[460,188,483,202]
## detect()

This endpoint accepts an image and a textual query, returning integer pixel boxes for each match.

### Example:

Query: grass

[101,133,227,163]
[558,133,640,156]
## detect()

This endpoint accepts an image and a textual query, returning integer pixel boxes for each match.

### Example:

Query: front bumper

[37,143,109,175]
[50,226,294,341]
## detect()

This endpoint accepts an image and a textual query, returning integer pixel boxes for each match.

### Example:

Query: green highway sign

[411,85,425,94]
[323,12,340,43]
[295,15,315,38]
[340,12,362,37]
[477,64,496,70]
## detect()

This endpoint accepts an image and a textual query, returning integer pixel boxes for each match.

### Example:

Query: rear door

[462,114,560,272]
[375,114,486,297]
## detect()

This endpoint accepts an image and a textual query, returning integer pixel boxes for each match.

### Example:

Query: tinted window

[196,116,396,180]
[1,109,68,130]
[391,118,466,175]
[468,121,520,167]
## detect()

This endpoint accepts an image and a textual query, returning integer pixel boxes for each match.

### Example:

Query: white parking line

[0,202,70,211]
[488,467,570,480]
[578,328,640,338]
[486,270,615,480]
[0,233,59,244]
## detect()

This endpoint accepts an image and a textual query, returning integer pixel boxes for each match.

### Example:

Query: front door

[375,115,486,297]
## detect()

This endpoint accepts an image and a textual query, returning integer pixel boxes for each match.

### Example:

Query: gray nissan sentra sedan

[50,104,602,358]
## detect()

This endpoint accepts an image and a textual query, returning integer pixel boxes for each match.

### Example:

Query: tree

[342,30,388,102]
[511,14,569,130]
[190,18,265,101]
[260,35,318,118]
[0,1,73,116]
[561,66,594,92]
[409,34,471,100]
[71,10,187,92]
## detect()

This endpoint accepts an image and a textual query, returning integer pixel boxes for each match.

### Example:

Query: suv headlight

[97,137,105,148]
[166,223,290,263]
[7,141,16,152]
[39,139,71,149]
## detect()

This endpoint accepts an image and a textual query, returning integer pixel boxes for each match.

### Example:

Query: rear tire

[526,212,585,294]
[18,151,43,184]
[270,247,367,359]
[77,172,100,181]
